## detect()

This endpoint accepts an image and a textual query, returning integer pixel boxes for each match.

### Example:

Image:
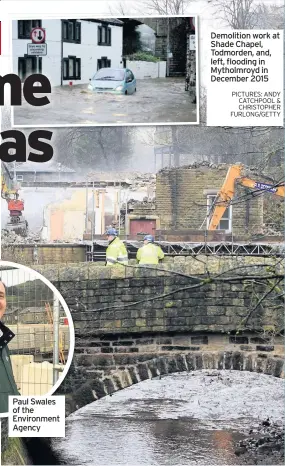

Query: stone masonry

[31,258,284,415]
[136,17,189,76]
[156,164,268,236]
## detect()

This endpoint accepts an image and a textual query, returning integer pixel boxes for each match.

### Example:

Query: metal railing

[85,240,285,262]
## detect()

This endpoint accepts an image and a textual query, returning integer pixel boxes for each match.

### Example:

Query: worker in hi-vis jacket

[105,228,128,266]
[136,235,164,265]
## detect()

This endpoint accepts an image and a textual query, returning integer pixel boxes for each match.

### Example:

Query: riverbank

[235,420,284,465]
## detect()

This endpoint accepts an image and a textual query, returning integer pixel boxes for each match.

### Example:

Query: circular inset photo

[0,261,75,417]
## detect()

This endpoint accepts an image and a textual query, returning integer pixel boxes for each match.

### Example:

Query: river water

[53,370,284,465]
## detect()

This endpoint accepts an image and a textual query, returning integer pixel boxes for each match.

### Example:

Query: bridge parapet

[30,259,284,415]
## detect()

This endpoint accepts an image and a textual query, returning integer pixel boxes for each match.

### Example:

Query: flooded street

[14,78,197,126]
[53,370,284,465]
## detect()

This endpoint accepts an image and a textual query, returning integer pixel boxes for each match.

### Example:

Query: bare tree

[108,0,194,15]
[53,126,135,175]
[211,0,263,29]
[142,0,187,15]
[254,3,284,29]
[211,0,283,29]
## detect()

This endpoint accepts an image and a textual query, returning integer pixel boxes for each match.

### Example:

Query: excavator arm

[237,177,285,197]
[1,162,27,236]
[208,164,284,231]
[1,163,18,200]
[208,165,242,231]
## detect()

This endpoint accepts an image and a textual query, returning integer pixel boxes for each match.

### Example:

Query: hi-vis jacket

[106,237,128,266]
[0,341,19,414]
[136,243,164,265]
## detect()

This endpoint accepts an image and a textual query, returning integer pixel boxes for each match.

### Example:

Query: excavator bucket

[5,218,28,237]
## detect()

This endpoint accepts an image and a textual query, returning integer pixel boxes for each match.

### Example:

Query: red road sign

[31,27,46,44]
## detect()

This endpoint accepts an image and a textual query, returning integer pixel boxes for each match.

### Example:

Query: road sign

[189,35,196,50]
[27,43,47,56]
[31,27,45,44]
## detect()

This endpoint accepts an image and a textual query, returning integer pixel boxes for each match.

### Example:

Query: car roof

[97,68,127,71]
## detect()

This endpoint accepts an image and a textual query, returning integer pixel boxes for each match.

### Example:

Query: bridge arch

[121,17,194,76]
[64,351,284,416]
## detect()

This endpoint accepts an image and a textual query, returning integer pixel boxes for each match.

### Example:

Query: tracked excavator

[1,162,28,236]
[208,164,284,230]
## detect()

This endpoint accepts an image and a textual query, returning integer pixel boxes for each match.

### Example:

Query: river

[53,370,284,465]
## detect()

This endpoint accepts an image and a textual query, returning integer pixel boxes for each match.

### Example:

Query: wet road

[14,78,197,126]
[53,370,284,465]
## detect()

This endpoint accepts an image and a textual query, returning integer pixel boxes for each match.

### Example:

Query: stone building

[125,17,194,77]
[155,163,280,239]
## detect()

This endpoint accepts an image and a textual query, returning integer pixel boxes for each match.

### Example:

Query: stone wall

[156,165,264,236]
[1,244,86,265]
[136,17,188,76]
[1,419,30,465]
[33,259,283,338]
[29,259,284,415]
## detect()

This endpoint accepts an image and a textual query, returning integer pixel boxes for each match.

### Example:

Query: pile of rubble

[126,197,156,209]
[1,230,85,246]
[1,229,43,245]
[87,171,156,190]
[158,161,276,182]
[158,161,228,173]
[235,419,284,465]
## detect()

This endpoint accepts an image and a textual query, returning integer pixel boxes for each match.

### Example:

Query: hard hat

[144,235,154,242]
[106,228,118,236]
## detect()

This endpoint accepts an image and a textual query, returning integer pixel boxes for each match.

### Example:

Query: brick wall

[156,165,264,236]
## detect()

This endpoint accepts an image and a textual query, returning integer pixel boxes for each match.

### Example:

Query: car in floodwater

[88,68,137,95]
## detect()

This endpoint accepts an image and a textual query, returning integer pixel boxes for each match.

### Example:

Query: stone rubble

[1,229,43,245]
[1,229,84,246]
[158,161,276,182]
[235,419,284,465]
[87,171,156,191]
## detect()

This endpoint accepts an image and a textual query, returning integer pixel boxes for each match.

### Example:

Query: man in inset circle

[0,281,19,414]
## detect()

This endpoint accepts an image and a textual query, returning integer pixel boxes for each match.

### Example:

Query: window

[206,194,232,232]
[18,20,42,39]
[18,56,42,81]
[63,56,81,80]
[126,70,134,82]
[16,175,23,182]
[98,25,111,45]
[62,20,81,43]
[97,57,111,70]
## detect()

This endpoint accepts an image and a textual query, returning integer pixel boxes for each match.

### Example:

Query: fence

[0,266,70,395]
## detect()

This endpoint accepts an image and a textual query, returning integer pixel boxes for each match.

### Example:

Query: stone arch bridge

[33,256,284,416]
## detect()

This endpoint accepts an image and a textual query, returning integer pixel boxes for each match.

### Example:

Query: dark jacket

[0,323,19,414]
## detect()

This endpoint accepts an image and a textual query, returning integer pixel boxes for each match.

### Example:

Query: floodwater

[53,370,284,465]
[13,78,197,126]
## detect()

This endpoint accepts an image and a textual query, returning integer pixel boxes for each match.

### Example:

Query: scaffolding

[0,266,70,396]
[85,239,285,262]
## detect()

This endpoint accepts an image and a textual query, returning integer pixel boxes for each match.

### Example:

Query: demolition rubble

[87,171,156,191]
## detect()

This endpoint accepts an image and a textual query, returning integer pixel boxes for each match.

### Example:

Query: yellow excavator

[1,162,28,236]
[208,164,284,230]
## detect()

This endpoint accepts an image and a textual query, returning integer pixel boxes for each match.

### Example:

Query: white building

[12,18,124,87]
